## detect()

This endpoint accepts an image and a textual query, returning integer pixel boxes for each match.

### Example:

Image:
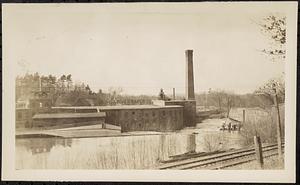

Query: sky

[3,3,286,96]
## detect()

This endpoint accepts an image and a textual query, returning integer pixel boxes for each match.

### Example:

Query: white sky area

[3,3,285,96]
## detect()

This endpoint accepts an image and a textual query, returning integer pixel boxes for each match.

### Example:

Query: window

[162,111,165,116]
[132,111,135,115]
[152,111,155,117]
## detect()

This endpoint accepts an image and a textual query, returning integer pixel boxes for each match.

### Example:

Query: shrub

[203,134,224,152]
[239,105,284,147]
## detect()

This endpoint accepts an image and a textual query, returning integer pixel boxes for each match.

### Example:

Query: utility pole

[273,86,283,161]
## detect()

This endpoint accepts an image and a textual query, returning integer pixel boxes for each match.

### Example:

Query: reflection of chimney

[185,50,195,100]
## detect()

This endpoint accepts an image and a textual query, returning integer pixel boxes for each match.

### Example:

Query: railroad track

[157,143,284,170]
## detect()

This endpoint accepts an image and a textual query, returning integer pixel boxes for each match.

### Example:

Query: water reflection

[16,132,242,169]
[17,138,73,154]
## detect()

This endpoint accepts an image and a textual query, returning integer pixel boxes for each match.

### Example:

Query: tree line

[16,72,284,109]
[15,73,156,107]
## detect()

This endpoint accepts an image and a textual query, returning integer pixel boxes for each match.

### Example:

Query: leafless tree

[256,14,286,62]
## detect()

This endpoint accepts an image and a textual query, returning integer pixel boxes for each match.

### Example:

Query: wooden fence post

[254,135,264,169]
[187,133,196,153]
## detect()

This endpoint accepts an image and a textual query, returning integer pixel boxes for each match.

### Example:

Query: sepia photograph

[1,2,297,182]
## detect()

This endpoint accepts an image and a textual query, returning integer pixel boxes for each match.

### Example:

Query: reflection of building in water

[21,139,72,154]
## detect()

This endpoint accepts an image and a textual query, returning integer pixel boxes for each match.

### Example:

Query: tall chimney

[39,76,42,92]
[185,49,195,100]
[173,88,176,100]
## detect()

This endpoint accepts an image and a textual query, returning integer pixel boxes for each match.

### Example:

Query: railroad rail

[157,143,284,170]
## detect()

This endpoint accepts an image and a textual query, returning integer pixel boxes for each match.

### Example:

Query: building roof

[52,104,183,111]
[100,105,183,110]
[165,100,196,102]
[33,112,106,119]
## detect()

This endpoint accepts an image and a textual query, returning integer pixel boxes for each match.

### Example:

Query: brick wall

[165,100,196,127]
[102,107,183,132]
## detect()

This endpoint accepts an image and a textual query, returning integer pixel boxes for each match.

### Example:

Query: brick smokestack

[185,49,195,100]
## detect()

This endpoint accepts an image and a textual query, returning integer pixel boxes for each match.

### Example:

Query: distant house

[16,95,31,109]
[16,94,52,128]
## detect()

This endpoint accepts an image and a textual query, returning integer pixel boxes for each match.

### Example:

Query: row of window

[120,109,182,118]
[122,117,183,130]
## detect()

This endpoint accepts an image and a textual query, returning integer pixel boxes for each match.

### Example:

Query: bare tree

[208,89,235,115]
[255,74,285,106]
[256,14,286,62]
[203,134,224,152]
[224,93,235,118]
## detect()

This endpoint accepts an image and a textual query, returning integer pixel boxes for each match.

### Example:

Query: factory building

[152,100,196,127]
[29,49,197,132]
[152,49,197,127]
[51,105,183,132]
[99,105,183,132]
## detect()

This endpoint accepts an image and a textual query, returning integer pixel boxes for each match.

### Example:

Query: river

[16,118,243,169]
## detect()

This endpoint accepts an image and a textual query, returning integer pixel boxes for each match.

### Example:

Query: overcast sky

[4,3,286,95]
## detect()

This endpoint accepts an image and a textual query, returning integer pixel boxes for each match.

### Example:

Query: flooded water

[16,123,243,169]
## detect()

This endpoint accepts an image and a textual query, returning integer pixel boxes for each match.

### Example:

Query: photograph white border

[1,2,297,182]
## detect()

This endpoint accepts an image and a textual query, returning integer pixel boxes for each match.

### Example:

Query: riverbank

[16,124,169,138]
